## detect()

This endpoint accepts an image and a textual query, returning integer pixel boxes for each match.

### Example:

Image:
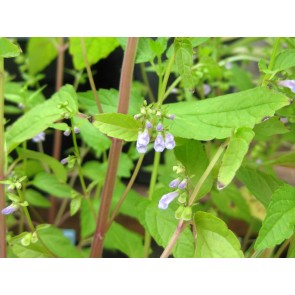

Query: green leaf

[218,128,254,189]
[190,37,210,47]
[80,198,99,238]
[70,196,82,216]
[237,166,283,207]
[211,185,253,223]
[78,87,143,116]
[144,197,195,258]
[25,189,51,208]
[11,242,52,258]
[17,147,67,182]
[74,117,111,157]
[174,38,194,91]
[253,117,290,140]
[174,139,212,199]
[255,184,295,251]
[273,49,295,72]
[167,87,290,141]
[148,38,169,56]
[5,85,78,153]
[104,222,144,258]
[0,38,21,58]
[265,151,295,168]
[92,113,140,141]
[194,211,244,257]
[37,226,83,257]
[32,172,72,198]
[229,64,253,91]
[69,37,119,70]
[27,38,58,74]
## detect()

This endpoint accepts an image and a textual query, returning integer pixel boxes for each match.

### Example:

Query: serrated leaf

[27,37,58,74]
[194,211,244,258]
[255,184,295,251]
[145,199,195,258]
[218,127,254,189]
[37,226,83,257]
[77,87,143,116]
[32,172,72,198]
[5,84,78,153]
[237,166,283,207]
[69,37,119,70]
[174,139,212,199]
[104,222,144,258]
[273,49,295,72]
[167,87,290,141]
[92,113,140,141]
[0,37,21,58]
[17,147,67,182]
[174,38,194,90]
[25,189,51,208]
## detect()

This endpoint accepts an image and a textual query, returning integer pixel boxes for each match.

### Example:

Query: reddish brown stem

[90,37,138,258]
[49,37,65,223]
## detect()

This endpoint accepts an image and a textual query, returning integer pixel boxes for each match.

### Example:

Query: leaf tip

[217,181,226,190]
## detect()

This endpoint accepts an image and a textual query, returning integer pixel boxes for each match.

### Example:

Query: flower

[156,123,164,132]
[1,203,19,215]
[154,134,165,152]
[165,133,176,150]
[278,80,295,93]
[203,84,211,96]
[32,132,45,143]
[60,158,68,165]
[136,141,148,154]
[145,121,153,129]
[167,114,175,120]
[74,127,80,134]
[158,191,179,210]
[63,129,71,136]
[169,178,181,188]
[178,179,187,190]
[137,130,150,146]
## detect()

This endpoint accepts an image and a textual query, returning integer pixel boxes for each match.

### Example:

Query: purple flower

[156,123,164,132]
[74,127,80,134]
[1,203,19,215]
[61,158,68,165]
[169,178,181,188]
[225,62,232,70]
[165,133,176,150]
[167,114,175,120]
[64,129,71,136]
[32,132,45,143]
[154,134,165,152]
[145,121,153,129]
[278,80,295,93]
[203,84,211,96]
[136,142,148,154]
[134,114,141,120]
[158,191,179,210]
[178,179,187,190]
[137,130,150,146]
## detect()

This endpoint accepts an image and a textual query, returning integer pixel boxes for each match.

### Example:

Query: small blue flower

[203,84,211,96]
[137,129,150,146]
[154,134,165,152]
[165,133,176,150]
[60,158,68,165]
[156,123,164,132]
[136,142,148,154]
[278,80,295,93]
[158,191,179,210]
[169,178,181,188]
[64,129,71,136]
[178,179,187,190]
[145,121,153,129]
[167,114,175,120]
[32,132,45,143]
[1,203,19,215]
[74,127,80,134]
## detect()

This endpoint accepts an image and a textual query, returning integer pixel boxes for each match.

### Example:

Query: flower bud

[167,114,175,120]
[156,123,164,131]
[169,178,181,188]
[21,233,32,247]
[63,129,71,136]
[32,132,45,143]
[74,127,80,134]
[61,158,68,165]
[178,179,187,190]
[175,205,185,219]
[1,203,19,215]
[134,114,142,120]
[181,206,192,221]
[15,182,22,190]
[145,121,153,129]
[178,192,187,204]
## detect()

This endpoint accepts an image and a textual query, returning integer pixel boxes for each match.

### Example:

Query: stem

[275,239,290,258]
[106,154,144,230]
[140,63,155,102]
[49,37,65,223]
[160,220,185,258]
[143,151,161,257]
[80,37,103,113]
[0,57,6,258]
[90,38,138,258]
[18,189,35,232]
[189,139,229,205]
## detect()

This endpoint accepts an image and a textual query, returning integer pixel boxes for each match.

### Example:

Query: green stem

[18,189,35,232]
[275,239,290,258]
[80,37,103,113]
[0,57,6,258]
[189,139,229,205]
[143,151,161,257]
[140,63,155,102]
[106,154,144,230]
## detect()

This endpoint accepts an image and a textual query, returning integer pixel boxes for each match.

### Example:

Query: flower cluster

[157,164,192,221]
[134,102,176,154]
